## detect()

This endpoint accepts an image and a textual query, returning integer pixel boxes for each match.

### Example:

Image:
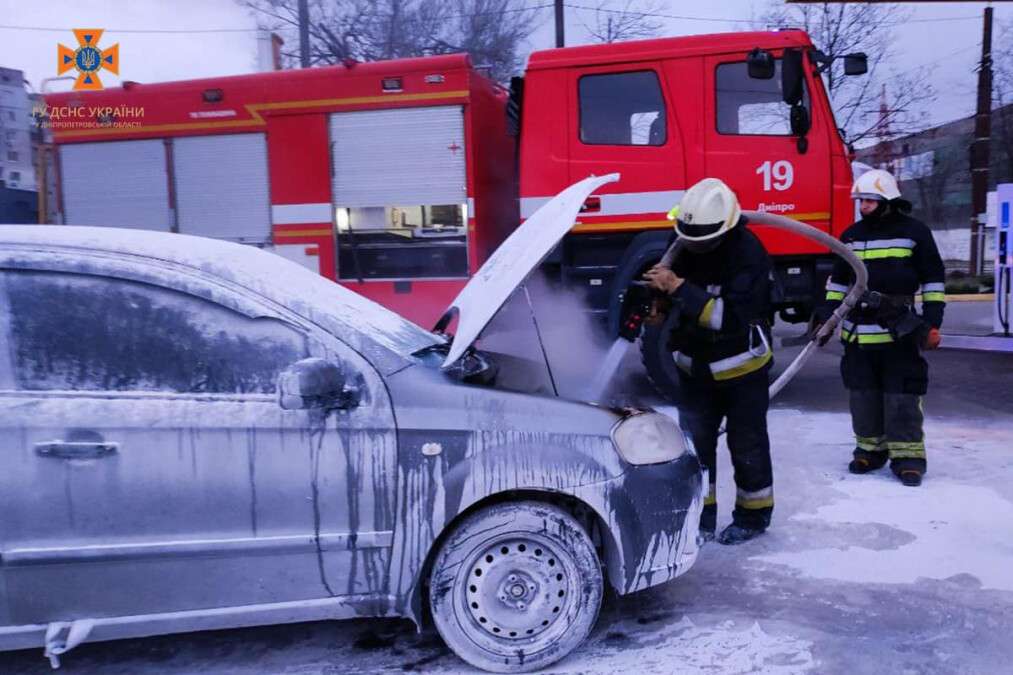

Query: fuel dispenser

[996,183,1012,337]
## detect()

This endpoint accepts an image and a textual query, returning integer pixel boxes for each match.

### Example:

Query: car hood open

[437,173,620,369]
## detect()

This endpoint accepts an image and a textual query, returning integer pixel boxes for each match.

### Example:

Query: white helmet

[851,168,901,201]
[672,177,742,243]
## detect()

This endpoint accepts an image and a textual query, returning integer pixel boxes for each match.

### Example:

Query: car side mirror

[747,48,775,80]
[843,53,868,76]
[278,357,361,411]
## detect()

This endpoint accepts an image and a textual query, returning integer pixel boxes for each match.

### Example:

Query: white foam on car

[0,225,439,361]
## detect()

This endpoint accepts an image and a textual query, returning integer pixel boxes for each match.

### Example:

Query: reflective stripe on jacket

[818,210,946,348]
[667,225,775,384]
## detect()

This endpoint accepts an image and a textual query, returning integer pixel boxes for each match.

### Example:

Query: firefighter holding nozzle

[643,178,775,545]
[812,169,945,487]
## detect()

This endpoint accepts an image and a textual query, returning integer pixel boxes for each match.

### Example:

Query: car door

[703,52,833,251]
[0,256,397,626]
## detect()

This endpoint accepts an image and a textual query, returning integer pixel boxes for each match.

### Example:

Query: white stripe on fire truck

[520,189,685,219]
[272,203,334,225]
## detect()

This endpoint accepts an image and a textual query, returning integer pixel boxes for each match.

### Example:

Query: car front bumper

[575,452,706,595]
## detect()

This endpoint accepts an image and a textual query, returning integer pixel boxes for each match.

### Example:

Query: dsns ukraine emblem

[58,29,119,91]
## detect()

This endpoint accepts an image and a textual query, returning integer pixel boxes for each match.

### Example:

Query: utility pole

[970,6,993,275]
[555,0,565,48]
[298,0,310,68]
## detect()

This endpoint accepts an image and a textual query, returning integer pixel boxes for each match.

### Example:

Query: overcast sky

[1,0,1011,130]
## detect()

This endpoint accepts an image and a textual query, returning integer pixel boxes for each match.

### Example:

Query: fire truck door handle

[581,196,601,213]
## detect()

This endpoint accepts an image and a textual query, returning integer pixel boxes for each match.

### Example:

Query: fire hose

[745,211,868,399]
[626,211,868,402]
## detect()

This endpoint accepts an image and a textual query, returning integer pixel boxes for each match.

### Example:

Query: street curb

[942,293,994,302]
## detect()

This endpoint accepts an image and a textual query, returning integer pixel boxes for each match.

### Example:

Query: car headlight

[610,411,695,465]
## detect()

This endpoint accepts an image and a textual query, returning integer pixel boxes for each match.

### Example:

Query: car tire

[429,500,603,673]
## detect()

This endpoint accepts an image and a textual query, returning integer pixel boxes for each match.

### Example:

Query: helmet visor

[676,219,724,240]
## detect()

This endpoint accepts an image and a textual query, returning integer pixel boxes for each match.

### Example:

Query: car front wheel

[429,500,603,673]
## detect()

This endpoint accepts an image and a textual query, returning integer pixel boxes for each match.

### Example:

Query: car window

[579,71,667,146]
[3,270,309,394]
[715,60,810,136]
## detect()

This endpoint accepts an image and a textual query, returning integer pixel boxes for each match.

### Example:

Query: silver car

[0,176,704,672]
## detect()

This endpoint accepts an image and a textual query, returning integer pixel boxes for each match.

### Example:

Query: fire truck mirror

[843,53,868,76]
[789,104,810,137]
[781,49,805,106]
[746,48,775,80]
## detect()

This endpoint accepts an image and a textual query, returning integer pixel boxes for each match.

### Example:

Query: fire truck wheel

[429,501,603,673]
[639,310,685,404]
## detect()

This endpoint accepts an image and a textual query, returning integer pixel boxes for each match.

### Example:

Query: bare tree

[242,0,539,81]
[755,1,936,145]
[578,0,664,44]
[912,146,962,227]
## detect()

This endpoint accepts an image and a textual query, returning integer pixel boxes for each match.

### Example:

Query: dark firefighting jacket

[820,209,946,347]
[665,224,774,386]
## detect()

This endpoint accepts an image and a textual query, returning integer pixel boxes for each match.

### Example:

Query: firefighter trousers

[677,371,773,531]
[841,342,928,468]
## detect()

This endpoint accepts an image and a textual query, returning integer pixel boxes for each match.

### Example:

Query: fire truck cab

[516,30,859,327]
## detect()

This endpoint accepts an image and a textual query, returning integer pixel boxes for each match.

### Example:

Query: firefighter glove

[923,327,941,350]
[643,266,684,294]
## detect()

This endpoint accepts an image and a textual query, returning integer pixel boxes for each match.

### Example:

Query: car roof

[0,225,439,370]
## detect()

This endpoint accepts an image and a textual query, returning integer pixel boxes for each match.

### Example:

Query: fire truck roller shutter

[329,106,466,207]
[173,133,272,243]
[60,139,171,230]
[329,106,469,281]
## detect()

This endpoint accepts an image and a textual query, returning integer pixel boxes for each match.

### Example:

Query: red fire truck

[43,30,863,329]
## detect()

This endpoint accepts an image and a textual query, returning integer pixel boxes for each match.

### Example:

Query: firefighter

[814,169,945,487]
[643,178,775,545]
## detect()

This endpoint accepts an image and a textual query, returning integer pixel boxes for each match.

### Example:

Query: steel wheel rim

[456,532,579,651]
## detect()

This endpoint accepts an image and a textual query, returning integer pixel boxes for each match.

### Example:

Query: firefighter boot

[848,448,889,474]
[717,523,766,546]
[891,457,926,487]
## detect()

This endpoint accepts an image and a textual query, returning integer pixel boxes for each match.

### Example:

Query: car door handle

[35,441,119,459]
[580,196,602,213]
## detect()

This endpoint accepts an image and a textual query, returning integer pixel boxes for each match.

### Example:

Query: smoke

[480,271,641,404]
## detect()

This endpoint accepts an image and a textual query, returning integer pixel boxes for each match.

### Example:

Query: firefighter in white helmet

[814,168,946,487]
[644,178,775,545]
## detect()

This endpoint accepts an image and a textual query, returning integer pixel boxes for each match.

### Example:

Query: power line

[562,3,982,28]
[562,3,755,24]
[0,24,260,34]
[893,43,982,77]
[0,5,555,35]
[0,3,981,36]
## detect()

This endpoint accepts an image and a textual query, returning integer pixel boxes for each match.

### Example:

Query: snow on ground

[756,477,1013,591]
[555,617,815,675]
